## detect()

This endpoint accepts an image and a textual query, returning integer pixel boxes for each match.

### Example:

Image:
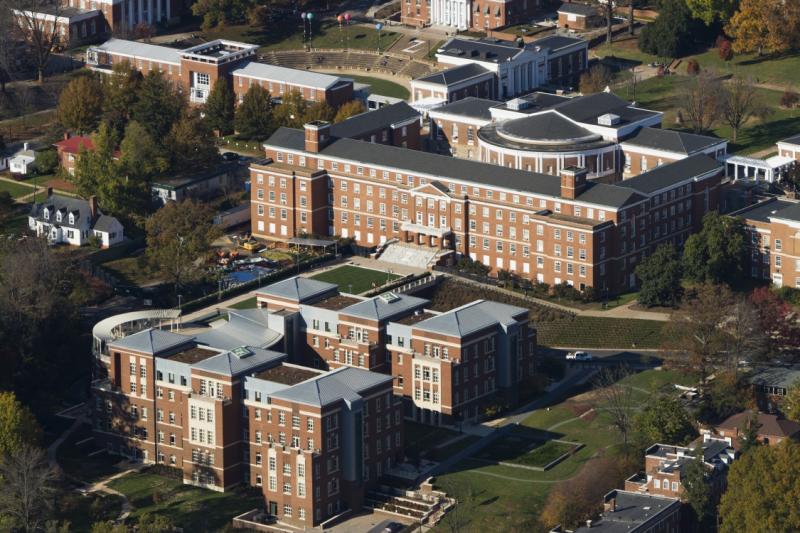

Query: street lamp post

[345,13,351,49]
[375,22,383,54]
[306,12,314,49]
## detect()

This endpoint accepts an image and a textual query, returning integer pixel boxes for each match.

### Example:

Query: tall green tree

[191,0,254,30]
[56,75,103,134]
[131,71,185,142]
[785,380,800,422]
[204,78,235,135]
[101,61,142,135]
[145,200,222,292]
[0,392,41,458]
[683,212,748,286]
[234,84,273,141]
[118,120,168,182]
[686,0,739,25]
[304,101,335,123]
[635,243,683,307]
[72,122,119,200]
[638,0,694,59]
[273,90,307,129]
[633,397,696,451]
[167,111,221,173]
[719,441,800,532]
[682,446,711,525]
[738,411,762,453]
[333,100,366,123]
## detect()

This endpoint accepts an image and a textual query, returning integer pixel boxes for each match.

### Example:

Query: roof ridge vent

[231,346,253,359]
[379,291,401,303]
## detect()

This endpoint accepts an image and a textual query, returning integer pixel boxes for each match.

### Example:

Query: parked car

[222,151,238,162]
[565,351,592,361]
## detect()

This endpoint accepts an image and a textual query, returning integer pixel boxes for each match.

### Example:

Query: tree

[132,70,185,142]
[680,71,723,133]
[719,441,800,532]
[167,110,221,173]
[785,380,800,422]
[781,89,799,109]
[273,90,307,129]
[102,61,142,135]
[579,64,612,94]
[34,148,58,175]
[234,84,273,141]
[57,75,103,134]
[0,5,18,92]
[633,396,696,451]
[635,243,683,307]
[118,120,168,182]
[681,446,711,524]
[594,367,636,453]
[333,100,366,123]
[11,0,62,83]
[439,486,472,533]
[204,78,235,135]
[683,212,748,285]
[0,392,41,458]
[722,296,766,372]
[191,0,254,31]
[604,0,613,44]
[726,0,800,56]
[0,191,15,227]
[721,76,767,143]
[718,37,733,61]
[72,122,119,199]
[0,445,58,532]
[627,0,636,35]
[705,371,749,421]
[738,411,762,453]
[638,0,694,60]
[685,58,700,75]
[749,287,800,355]
[303,100,335,123]
[145,200,222,291]
[662,284,733,388]
[686,0,739,25]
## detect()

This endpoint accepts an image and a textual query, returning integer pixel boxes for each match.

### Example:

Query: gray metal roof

[554,92,660,128]
[497,110,601,144]
[413,300,526,337]
[258,276,338,302]
[622,127,724,155]
[108,328,192,354]
[94,38,181,65]
[232,61,346,90]
[330,102,420,140]
[438,38,525,63]
[194,308,282,350]
[616,154,723,195]
[341,293,429,322]
[779,133,800,146]
[429,97,497,121]
[749,366,800,390]
[414,63,492,87]
[557,2,597,16]
[570,490,681,532]
[269,367,391,407]
[265,128,646,208]
[192,346,285,376]
[730,199,800,224]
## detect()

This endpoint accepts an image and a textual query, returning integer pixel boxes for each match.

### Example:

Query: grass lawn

[427,435,482,461]
[475,427,579,468]
[404,420,460,457]
[229,295,257,309]
[343,74,410,100]
[108,470,263,532]
[537,316,665,348]
[688,48,800,88]
[310,265,400,294]
[0,178,34,198]
[519,441,577,468]
[103,256,164,287]
[204,21,400,54]
[427,40,446,60]
[57,491,124,531]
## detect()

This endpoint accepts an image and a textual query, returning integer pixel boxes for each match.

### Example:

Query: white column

[166,0,171,21]
[156,0,161,22]
[137,0,143,25]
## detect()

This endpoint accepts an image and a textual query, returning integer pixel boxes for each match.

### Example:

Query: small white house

[28,191,124,248]
[9,142,36,175]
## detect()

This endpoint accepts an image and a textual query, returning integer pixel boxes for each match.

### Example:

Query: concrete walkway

[85,469,139,522]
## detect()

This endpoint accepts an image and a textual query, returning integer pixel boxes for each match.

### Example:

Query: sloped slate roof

[498,110,600,143]
[623,127,724,155]
[413,300,527,337]
[269,367,391,407]
[616,154,723,195]
[330,102,420,139]
[94,38,181,65]
[233,61,346,90]
[93,215,119,233]
[554,92,659,128]
[340,293,429,322]
[258,276,338,302]
[192,346,285,376]
[429,97,497,120]
[414,63,492,87]
[438,38,524,63]
[108,328,192,355]
[779,133,800,146]
[557,3,597,16]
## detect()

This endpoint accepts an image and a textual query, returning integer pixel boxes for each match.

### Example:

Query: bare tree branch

[10,0,62,83]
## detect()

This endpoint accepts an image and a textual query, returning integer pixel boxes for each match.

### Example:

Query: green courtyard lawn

[688,48,800,88]
[229,295,257,309]
[0,178,35,198]
[536,316,665,349]
[342,74,410,100]
[102,256,164,287]
[474,426,580,469]
[309,265,400,294]
[405,420,460,458]
[108,469,263,531]
[204,20,400,54]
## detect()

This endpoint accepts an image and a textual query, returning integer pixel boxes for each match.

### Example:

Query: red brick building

[702,410,800,450]
[401,0,543,31]
[557,2,602,30]
[550,490,682,533]
[250,119,724,294]
[53,133,94,176]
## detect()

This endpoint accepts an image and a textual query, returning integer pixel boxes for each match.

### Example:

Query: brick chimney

[304,121,331,153]
[63,132,70,141]
[560,167,588,200]
[46,186,53,198]
[89,195,98,221]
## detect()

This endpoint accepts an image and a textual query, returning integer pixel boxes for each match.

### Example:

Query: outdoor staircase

[376,241,450,270]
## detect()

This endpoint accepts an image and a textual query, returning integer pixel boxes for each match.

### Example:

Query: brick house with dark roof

[702,410,800,449]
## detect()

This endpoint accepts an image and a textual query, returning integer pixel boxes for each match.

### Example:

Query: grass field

[205,20,400,54]
[343,74,410,100]
[108,470,263,531]
[310,265,400,294]
[229,295,257,309]
[475,427,579,469]
[536,316,665,348]
[0,178,34,198]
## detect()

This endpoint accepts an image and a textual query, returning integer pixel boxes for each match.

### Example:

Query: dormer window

[68,213,74,225]
[56,211,62,222]
[43,208,49,220]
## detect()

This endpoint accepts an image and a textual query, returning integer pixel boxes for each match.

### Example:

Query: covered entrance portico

[400,222,454,249]
[726,155,794,183]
